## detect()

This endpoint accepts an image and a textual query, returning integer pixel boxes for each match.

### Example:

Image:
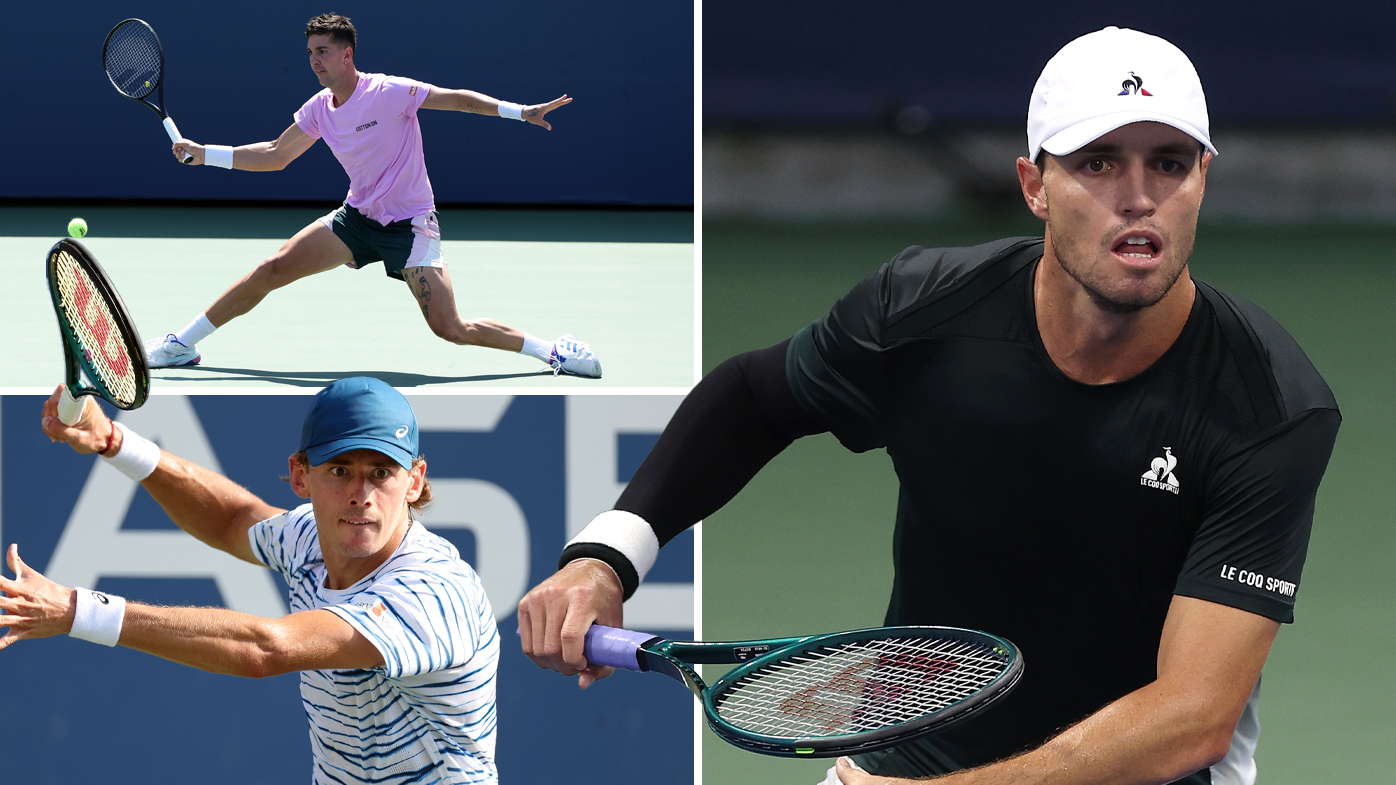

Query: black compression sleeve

[620,339,825,542]
[558,340,826,593]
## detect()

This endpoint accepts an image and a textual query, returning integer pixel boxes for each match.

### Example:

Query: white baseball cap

[1027,27,1217,162]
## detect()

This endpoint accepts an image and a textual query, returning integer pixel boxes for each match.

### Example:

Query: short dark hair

[306,13,356,54]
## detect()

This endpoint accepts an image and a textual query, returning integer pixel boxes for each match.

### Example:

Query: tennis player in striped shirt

[11,377,499,784]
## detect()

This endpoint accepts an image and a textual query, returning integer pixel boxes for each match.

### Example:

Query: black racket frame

[102,18,171,120]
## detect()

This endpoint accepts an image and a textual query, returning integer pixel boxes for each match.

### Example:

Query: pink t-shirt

[294,72,435,225]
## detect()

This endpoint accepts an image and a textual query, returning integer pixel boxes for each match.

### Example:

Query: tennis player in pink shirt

[149,12,600,378]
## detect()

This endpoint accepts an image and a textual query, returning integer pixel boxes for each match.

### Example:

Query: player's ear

[1018,156,1049,221]
[288,455,312,499]
[405,458,426,503]
[1198,150,1211,200]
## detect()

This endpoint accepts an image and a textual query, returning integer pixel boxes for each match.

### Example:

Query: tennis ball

[68,217,88,238]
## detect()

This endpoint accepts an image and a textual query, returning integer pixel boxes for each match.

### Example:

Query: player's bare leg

[206,221,354,326]
[405,265,525,351]
[145,222,355,368]
[404,266,602,377]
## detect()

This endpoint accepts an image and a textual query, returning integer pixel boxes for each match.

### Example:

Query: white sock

[174,313,216,347]
[520,333,553,363]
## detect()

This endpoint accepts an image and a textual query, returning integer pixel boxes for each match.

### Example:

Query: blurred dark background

[706,1,1396,125]
[704,0,1396,220]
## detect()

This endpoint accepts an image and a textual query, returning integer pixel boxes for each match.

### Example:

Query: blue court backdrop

[5,0,692,205]
[0,394,693,784]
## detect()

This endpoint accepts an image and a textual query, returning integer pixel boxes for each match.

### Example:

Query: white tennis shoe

[549,334,601,378]
[145,334,201,368]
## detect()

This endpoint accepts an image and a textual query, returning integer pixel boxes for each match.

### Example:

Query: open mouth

[1112,233,1161,262]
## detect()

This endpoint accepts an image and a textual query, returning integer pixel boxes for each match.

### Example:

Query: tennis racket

[46,239,150,426]
[585,624,1023,757]
[102,18,194,164]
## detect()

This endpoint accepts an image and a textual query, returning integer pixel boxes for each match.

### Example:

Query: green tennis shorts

[317,203,445,281]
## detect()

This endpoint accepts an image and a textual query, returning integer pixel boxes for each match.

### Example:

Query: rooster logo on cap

[1118,71,1152,96]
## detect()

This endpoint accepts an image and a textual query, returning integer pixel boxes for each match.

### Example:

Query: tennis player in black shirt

[519,27,1340,785]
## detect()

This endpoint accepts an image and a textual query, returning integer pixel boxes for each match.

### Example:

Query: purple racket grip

[584,625,655,671]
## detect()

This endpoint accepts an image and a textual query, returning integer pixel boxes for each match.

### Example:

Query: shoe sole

[556,365,601,379]
[148,354,201,369]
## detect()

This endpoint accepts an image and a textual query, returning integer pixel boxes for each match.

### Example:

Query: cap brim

[305,438,415,470]
[1040,111,1218,158]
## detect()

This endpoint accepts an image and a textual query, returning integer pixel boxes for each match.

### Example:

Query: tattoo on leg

[415,274,432,318]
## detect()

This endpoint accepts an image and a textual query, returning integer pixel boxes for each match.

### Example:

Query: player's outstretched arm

[40,388,283,565]
[118,604,384,677]
[520,341,825,686]
[421,86,572,130]
[0,543,383,674]
[834,596,1278,785]
[169,123,316,170]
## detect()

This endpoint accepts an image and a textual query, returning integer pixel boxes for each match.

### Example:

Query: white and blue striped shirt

[249,504,499,784]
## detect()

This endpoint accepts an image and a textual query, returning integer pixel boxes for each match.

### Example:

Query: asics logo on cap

[395,426,409,438]
[1118,71,1152,96]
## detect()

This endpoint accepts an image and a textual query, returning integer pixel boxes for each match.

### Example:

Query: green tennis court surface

[0,204,694,388]
[702,215,1396,783]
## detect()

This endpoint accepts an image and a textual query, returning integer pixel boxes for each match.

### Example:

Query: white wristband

[70,588,127,647]
[102,421,161,481]
[566,510,660,583]
[497,102,525,121]
[205,144,234,168]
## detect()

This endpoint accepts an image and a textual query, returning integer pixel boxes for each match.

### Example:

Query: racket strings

[105,22,162,98]
[713,636,1011,739]
[53,252,139,406]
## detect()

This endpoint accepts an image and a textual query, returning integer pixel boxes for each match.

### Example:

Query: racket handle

[583,625,655,671]
[57,387,87,426]
[162,116,195,164]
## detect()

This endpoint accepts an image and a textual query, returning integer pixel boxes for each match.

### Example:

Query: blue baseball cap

[299,377,418,470]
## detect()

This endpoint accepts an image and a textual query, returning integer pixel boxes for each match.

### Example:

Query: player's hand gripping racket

[103,18,195,164]
[46,239,150,426]
[585,624,1023,757]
